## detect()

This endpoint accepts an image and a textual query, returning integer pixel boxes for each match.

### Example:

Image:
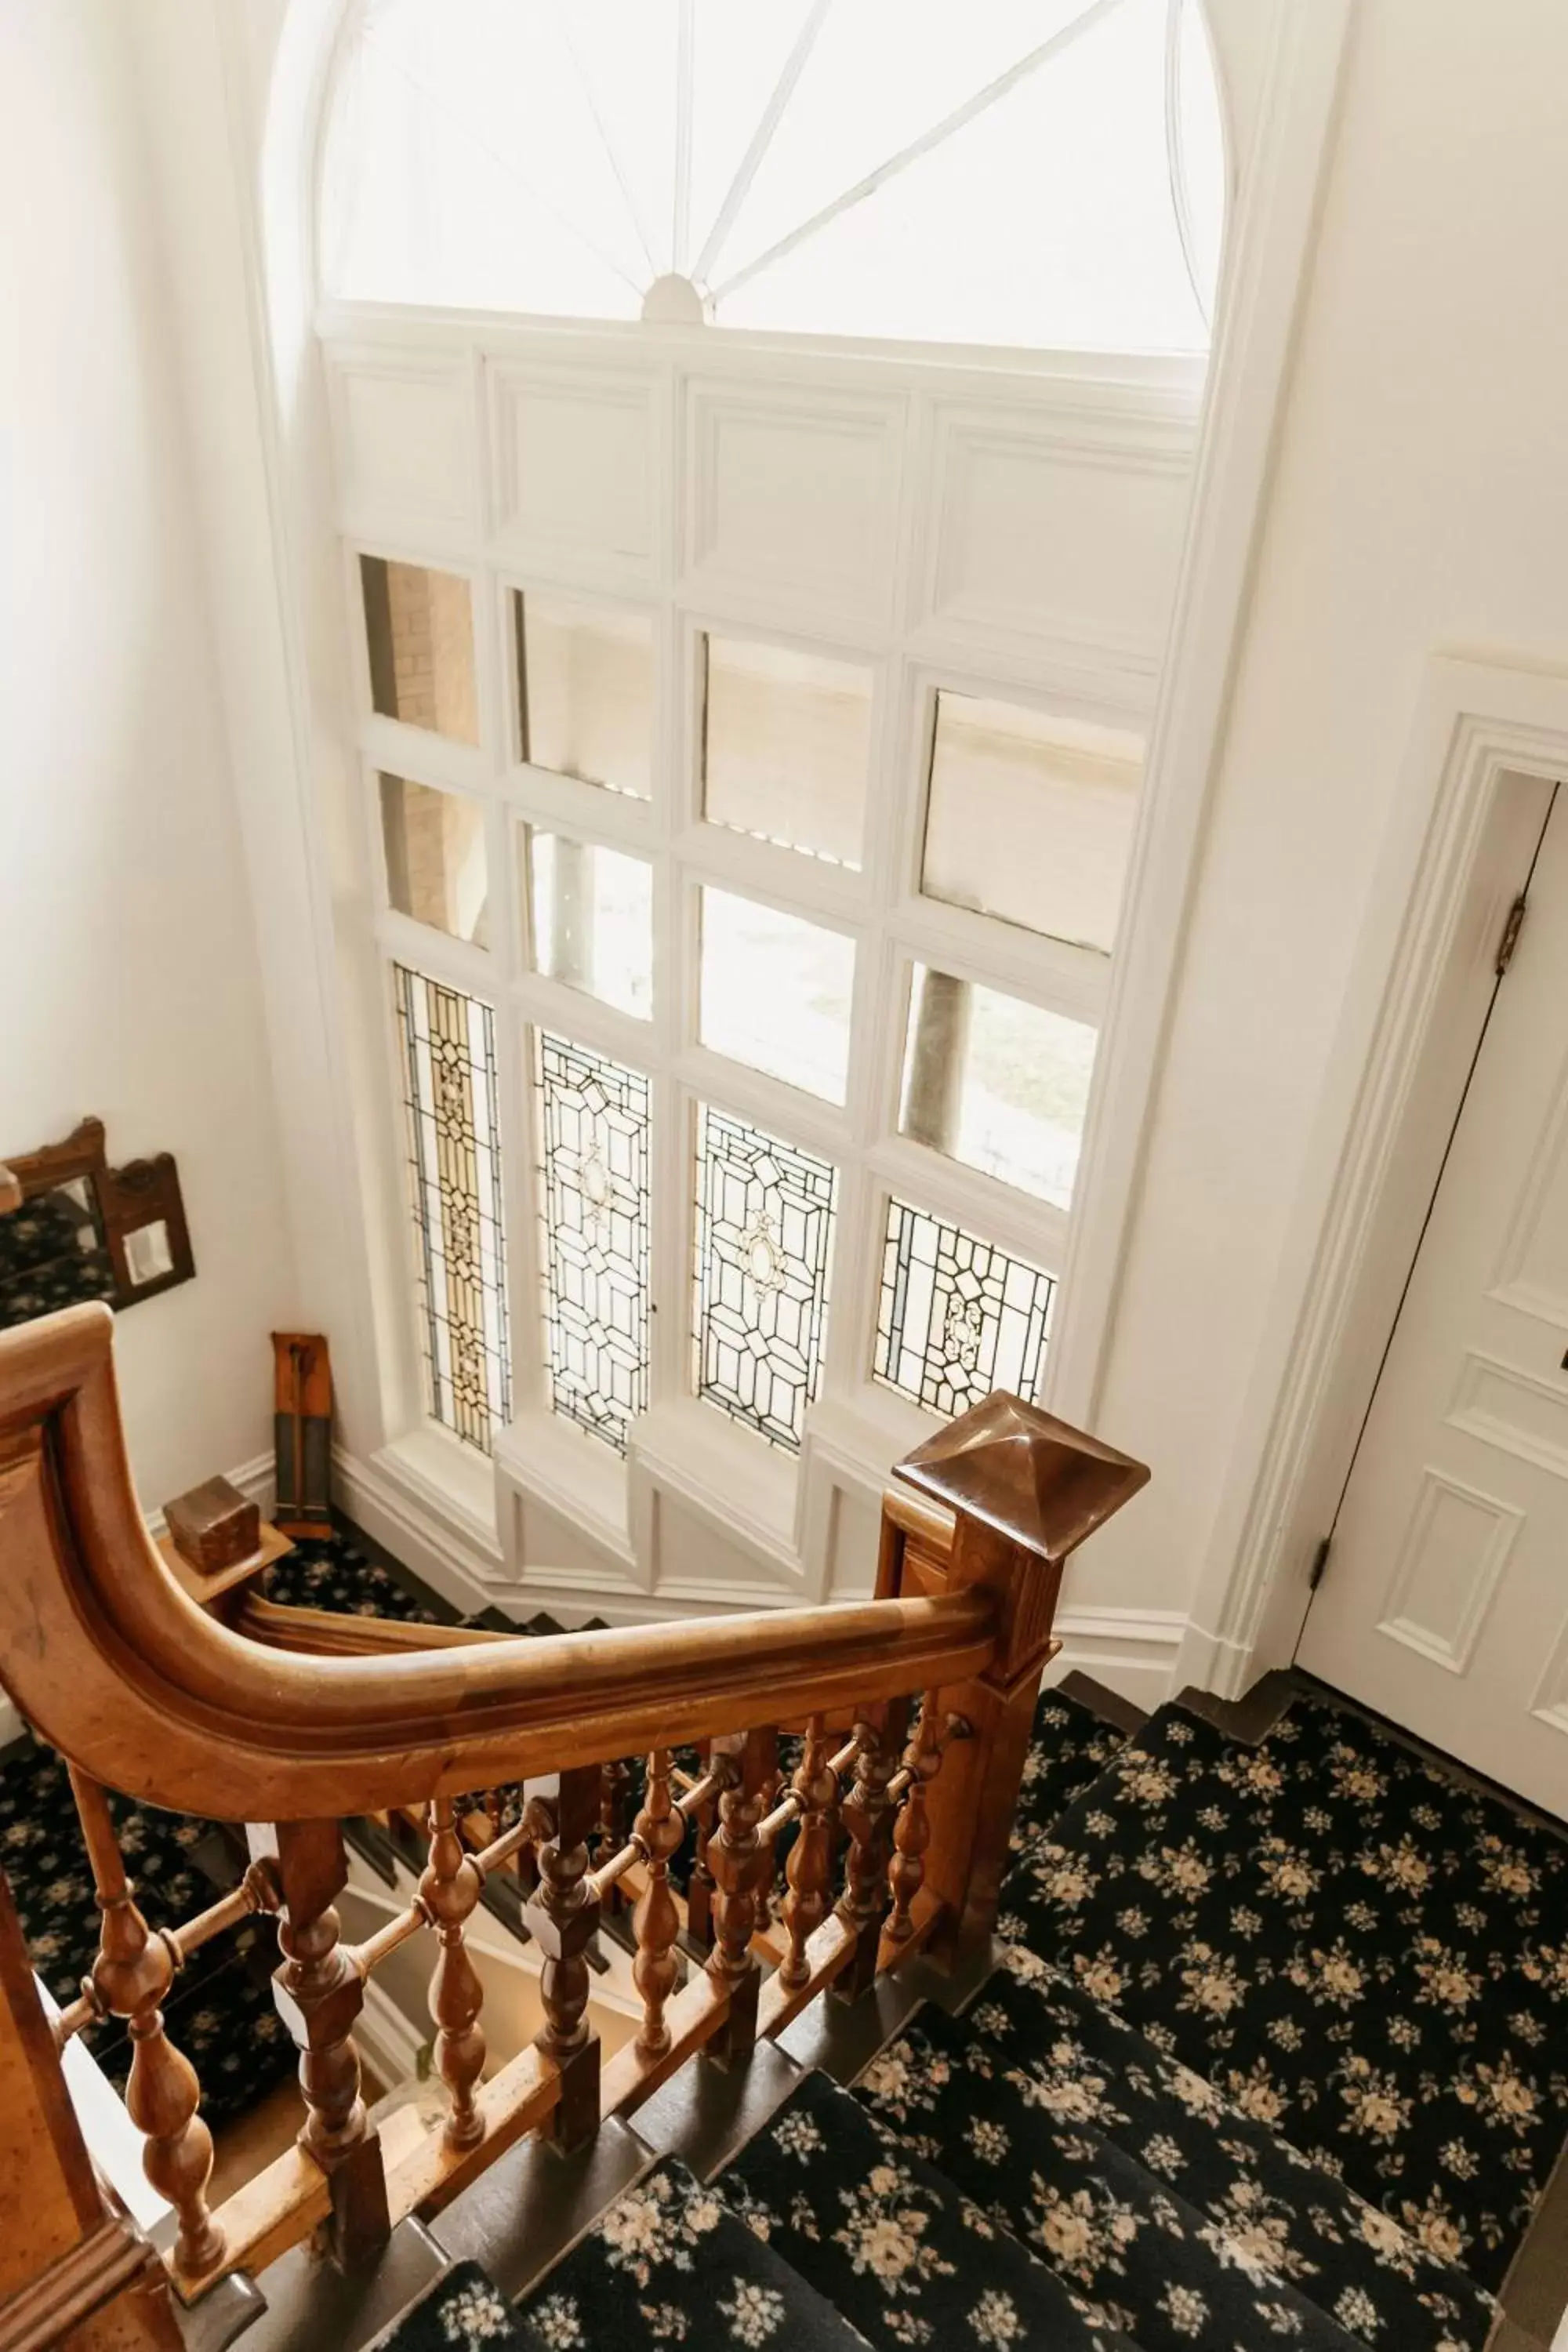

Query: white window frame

[336,319,1178,1613]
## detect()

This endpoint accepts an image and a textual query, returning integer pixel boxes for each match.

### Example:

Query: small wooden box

[164,1477,261,1575]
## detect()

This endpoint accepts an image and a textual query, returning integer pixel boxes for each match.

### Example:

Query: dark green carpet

[1000,1696,1568,2297]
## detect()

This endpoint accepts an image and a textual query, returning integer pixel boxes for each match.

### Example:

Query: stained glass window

[694,1108,837,1452]
[537,1033,652,1453]
[394,965,510,1451]
[873,1196,1054,1415]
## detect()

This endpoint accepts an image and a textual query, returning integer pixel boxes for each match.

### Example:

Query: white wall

[0,0,296,1507]
[1076,0,1568,1646]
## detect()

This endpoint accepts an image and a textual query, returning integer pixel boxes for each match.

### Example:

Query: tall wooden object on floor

[887,1392,1150,1963]
[271,1333,332,1539]
[0,1867,181,2348]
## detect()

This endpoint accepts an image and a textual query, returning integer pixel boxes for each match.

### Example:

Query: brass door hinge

[1496,892,1528,977]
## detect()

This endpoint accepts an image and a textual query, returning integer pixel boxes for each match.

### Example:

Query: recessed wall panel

[1377,1469,1521,1675]
[1494,1067,1568,1329]
[685,384,905,628]
[918,401,1193,673]
[1448,1352,1568,1481]
[490,365,658,577]
[328,354,476,536]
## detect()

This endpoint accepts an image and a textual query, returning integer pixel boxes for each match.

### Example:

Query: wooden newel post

[523,1764,601,2153]
[251,1817,390,2267]
[887,1393,1149,1966]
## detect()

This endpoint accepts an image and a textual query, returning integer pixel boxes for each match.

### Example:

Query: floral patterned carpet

[365,1680,1568,2352]
[1000,1697,1568,2298]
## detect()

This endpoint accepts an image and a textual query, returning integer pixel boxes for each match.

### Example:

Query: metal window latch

[1495,892,1528,977]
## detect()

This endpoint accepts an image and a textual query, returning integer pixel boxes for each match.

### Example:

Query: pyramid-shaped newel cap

[895,1392,1149,1565]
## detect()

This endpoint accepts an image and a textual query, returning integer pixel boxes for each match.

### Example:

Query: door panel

[1298,786,1568,1817]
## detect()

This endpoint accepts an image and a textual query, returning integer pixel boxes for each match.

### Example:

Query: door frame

[1179,655,1568,1700]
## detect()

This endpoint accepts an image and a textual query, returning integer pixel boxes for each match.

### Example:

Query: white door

[1298,784,1568,1818]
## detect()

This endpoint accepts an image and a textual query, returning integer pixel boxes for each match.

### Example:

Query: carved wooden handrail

[0,1308,999,1820]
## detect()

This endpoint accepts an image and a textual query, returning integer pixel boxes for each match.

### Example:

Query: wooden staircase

[0,1302,1146,2349]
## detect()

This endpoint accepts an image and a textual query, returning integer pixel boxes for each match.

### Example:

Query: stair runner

[370,1682,1568,2352]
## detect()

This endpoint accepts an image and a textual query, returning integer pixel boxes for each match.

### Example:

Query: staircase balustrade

[0,1301,1147,2347]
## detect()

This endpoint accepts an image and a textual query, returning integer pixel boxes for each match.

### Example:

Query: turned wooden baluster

[421,1798,485,2151]
[778,1715,837,1991]
[885,1696,942,1946]
[250,1817,389,2264]
[685,1740,717,1951]
[596,1756,633,1915]
[630,1748,684,2058]
[522,1765,601,2151]
[705,1726,776,2065]
[834,1699,910,2000]
[67,1767,223,2279]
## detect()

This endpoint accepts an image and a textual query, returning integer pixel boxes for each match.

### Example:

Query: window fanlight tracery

[321,0,1226,353]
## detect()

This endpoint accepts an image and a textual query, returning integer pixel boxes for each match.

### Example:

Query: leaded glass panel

[694,1108,837,1452]
[394,964,510,1452]
[873,1196,1054,1417]
[537,1033,652,1454]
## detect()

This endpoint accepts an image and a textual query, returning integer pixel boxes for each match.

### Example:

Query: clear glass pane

[515,592,654,800]
[321,0,1225,356]
[393,966,510,1454]
[899,967,1097,1208]
[702,635,872,868]
[361,556,479,746]
[537,1033,652,1454]
[711,0,1089,291]
[716,0,1213,352]
[699,888,856,1102]
[524,829,653,1019]
[694,1105,837,1453]
[380,775,489,946]
[874,1196,1054,1414]
[922,692,1142,953]
[321,2,648,314]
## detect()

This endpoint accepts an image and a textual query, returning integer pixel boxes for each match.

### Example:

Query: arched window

[321,0,1225,350]
[307,0,1229,1613]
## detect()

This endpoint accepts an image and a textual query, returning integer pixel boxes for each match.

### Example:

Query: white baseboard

[333,1443,509,1624]
[1171,1615,1256,1701]
[1047,1606,1189,1718]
